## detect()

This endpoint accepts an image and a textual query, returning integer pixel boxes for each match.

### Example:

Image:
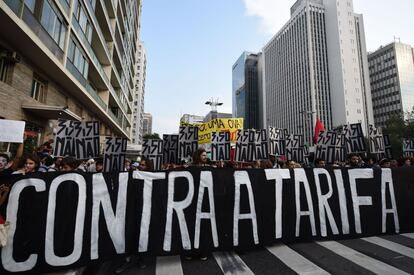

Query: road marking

[362,236,414,258]
[402,233,414,239]
[156,256,183,275]
[213,251,254,275]
[317,240,409,275]
[267,243,330,275]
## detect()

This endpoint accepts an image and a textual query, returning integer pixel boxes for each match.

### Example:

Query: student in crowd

[399,156,413,167]
[315,158,326,168]
[124,159,131,171]
[347,153,361,168]
[12,154,40,175]
[139,157,154,171]
[0,183,10,223]
[95,158,104,173]
[38,154,54,172]
[192,148,209,167]
[0,154,13,176]
[380,158,391,168]
[60,157,78,172]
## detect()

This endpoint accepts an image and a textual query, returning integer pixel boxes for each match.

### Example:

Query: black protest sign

[103,137,127,172]
[402,139,414,157]
[235,129,269,162]
[53,119,100,159]
[368,125,388,160]
[211,131,230,161]
[315,131,346,163]
[255,129,269,160]
[285,134,305,163]
[179,126,198,161]
[383,134,393,159]
[2,167,413,274]
[341,123,366,154]
[235,129,255,162]
[163,134,179,164]
[268,127,286,156]
[142,139,164,170]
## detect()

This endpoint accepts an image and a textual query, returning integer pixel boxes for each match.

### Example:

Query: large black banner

[1,168,413,273]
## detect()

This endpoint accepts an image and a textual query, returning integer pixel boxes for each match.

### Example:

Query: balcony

[66,59,107,111]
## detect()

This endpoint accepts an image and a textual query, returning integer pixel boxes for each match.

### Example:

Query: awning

[22,104,82,121]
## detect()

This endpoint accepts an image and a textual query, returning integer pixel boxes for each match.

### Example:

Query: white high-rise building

[131,41,147,144]
[263,0,373,143]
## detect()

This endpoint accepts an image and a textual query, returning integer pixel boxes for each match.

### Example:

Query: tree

[383,108,414,158]
[143,133,161,140]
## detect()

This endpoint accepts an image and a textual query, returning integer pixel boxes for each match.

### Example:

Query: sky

[140,0,414,136]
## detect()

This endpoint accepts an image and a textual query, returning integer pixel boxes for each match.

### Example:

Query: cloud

[242,0,295,34]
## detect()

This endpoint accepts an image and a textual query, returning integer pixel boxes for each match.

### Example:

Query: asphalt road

[88,233,414,275]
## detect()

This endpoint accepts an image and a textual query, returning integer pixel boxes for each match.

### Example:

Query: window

[40,0,67,49]
[67,38,89,78]
[31,77,46,102]
[25,0,36,13]
[73,0,93,42]
[0,59,10,83]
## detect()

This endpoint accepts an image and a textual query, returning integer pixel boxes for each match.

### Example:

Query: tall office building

[368,41,414,127]
[142,112,152,136]
[131,41,146,144]
[232,52,262,129]
[263,0,373,143]
[0,0,141,151]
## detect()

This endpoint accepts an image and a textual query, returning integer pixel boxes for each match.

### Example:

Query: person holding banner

[0,154,12,176]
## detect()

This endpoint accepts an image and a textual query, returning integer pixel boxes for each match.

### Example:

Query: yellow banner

[180,118,244,144]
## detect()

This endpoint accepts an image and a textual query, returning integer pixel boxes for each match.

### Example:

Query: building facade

[0,0,141,152]
[263,0,373,143]
[368,41,414,127]
[232,52,262,129]
[142,112,152,136]
[131,41,146,145]
[180,114,204,125]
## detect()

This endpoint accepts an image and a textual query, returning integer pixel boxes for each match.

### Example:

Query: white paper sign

[0,119,26,143]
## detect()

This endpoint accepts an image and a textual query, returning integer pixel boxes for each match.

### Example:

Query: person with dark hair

[12,154,40,175]
[347,153,361,168]
[95,158,104,173]
[379,158,391,168]
[0,153,12,176]
[38,154,54,172]
[399,156,413,167]
[192,148,209,167]
[315,158,326,168]
[47,156,63,172]
[60,157,78,172]
[139,157,154,171]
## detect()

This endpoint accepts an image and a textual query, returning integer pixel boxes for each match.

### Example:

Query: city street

[90,233,414,274]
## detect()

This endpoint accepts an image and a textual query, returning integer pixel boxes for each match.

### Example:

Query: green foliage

[383,108,414,158]
[143,133,161,140]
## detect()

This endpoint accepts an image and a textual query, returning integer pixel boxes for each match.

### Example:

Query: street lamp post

[205,98,223,120]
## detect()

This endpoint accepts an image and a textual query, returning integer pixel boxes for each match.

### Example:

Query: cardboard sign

[234,129,269,162]
[181,118,244,144]
[341,123,366,154]
[142,139,164,170]
[211,131,230,161]
[403,138,414,157]
[285,134,305,163]
[53,120,100,159]
[178,126,198,161]
[268,127,286,157]
[315,131,346,163]
[103,137,127,172]
[163,134,179,164]
[0,119,26,143]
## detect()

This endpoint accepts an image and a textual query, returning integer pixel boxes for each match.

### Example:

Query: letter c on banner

[45,174,86,266]
[1,179,46,272]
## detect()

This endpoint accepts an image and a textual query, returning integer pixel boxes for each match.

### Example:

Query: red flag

[313,118,325,144]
